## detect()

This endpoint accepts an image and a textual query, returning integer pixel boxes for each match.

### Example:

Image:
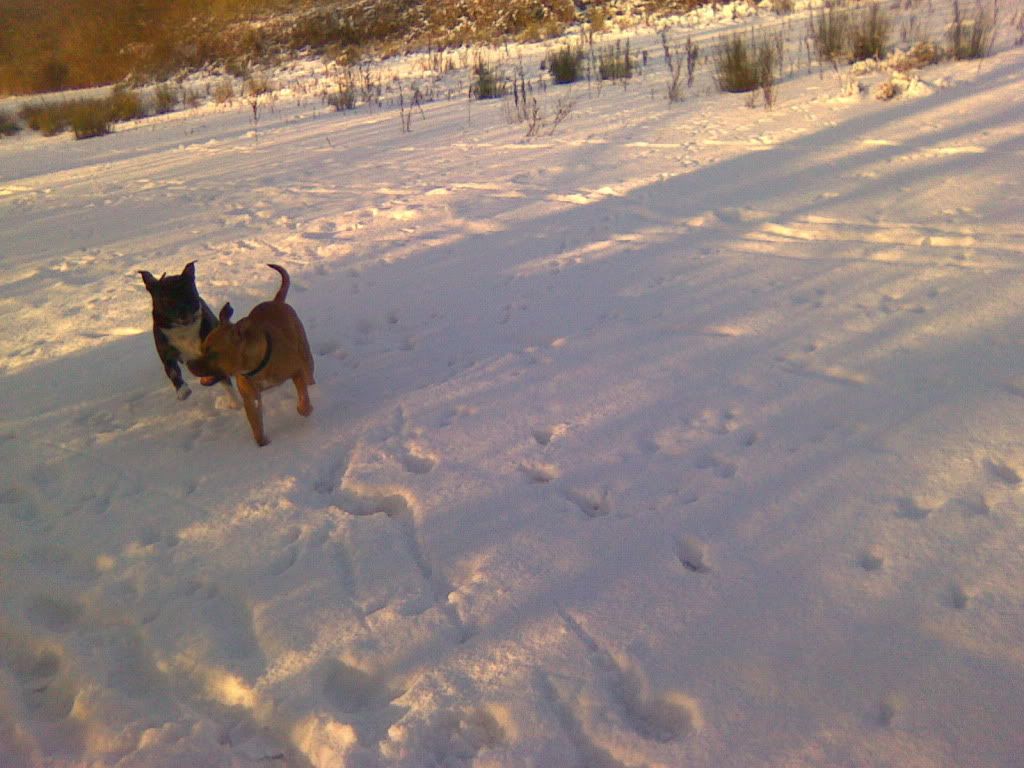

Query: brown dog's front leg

[238,377,268,446]
[293,375,313,417]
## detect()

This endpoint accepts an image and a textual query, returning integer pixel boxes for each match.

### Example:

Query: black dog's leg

[154,330,191,400]
[163,357,191,400]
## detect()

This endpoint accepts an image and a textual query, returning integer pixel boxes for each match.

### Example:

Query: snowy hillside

[2,1,1024,765]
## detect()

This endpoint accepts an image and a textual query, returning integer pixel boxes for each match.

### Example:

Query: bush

[663,33,699,102]
[948,0,996,59]
[873,78,899,100]
[0,110,21,137]
[809,4,851,64]
[597,41,633,80]
[325,74,357,110]
[212,78,235,103]
[473,61,505,99]
[182,87,204,108]
[288,9,360,50]
[152,83,180,114]
[908,40,942,67]
[107,85,148,121]
[244,75,273,98]
[547,44,584,84]
[850,3,890,61]
[70,100,113,139]
[18,87,152,139]
[19,102,72,136]
[518,16,569,42]
[36,59,72,93]
[713,31,781,109]
[715,33,773,93]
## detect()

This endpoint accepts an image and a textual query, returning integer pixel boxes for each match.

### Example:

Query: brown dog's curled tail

[268,264,290,302]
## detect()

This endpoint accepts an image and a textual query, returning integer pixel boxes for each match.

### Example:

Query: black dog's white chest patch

[162,313,204,360]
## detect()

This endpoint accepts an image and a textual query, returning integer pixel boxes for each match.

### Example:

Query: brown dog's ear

[181,261,197,279]
[140,270,158,291]
[218,303,234,324]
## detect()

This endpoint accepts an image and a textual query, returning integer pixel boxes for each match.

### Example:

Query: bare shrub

[212,78,235,104]
[326,71,358,111]
[288,8,360,50]
[69,100,113,139]
[19,87,147,139]
[19,102,71,136]
[850,3,891,61]
[472,60,506,99]
[662,32,698,102]
[948,0,996,59]
[685,37,700,88]
[597,41,634,81]
[244,75,273,137]
[890,40,942,71]
[107,86,148,122]
[182,87,204,108]
[873,79,899,100]
[808,3,851,64]
[0,110,21,137]
[715,33,774,93]
[519,16,569,42]
[152,83,181,114]
[547,44,585,84]
[398,83,424,132]
[908,40,942,66]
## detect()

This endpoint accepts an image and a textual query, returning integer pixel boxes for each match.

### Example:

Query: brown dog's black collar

[243,332,272,377]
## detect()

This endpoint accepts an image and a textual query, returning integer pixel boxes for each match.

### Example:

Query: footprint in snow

[316,339,347,359]
[320,659,401,714]
[948,583,970,610]
[399,443,436,475]
[943,492,990,517]
[6,644,78,722]
[895,497,931,521]
[737,429,759,448]
[693,453,737,479]
[565,487,612,519]
[24,594,82,633]
[676,536,711,574]
[314,452,351,495]
[1,485,39,522]
[857,551,884,572]
[558,608,703,743]
[520,462,559,484]
[984,459,1021,487]
[532,423,568,446]
[877,694,903,727]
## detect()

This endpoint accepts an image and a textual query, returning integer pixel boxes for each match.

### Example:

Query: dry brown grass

[0,0,712,96]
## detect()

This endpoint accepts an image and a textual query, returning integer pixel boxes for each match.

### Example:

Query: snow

[2,2,1024,765]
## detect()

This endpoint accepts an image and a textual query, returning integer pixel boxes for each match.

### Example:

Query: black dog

[140,261,234,402]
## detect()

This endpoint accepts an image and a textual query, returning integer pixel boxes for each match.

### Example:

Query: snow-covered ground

[2,2,1024,765]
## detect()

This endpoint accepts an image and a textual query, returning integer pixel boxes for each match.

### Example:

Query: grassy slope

[0,0,651,95]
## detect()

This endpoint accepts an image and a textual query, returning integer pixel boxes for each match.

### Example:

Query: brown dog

[200,264,314,446]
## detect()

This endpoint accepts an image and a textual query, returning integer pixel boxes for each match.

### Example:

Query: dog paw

[176,385,193,401]
[215,394,241,410]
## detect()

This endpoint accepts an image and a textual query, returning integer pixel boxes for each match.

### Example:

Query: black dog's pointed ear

[219,303,234,324]
[181,261,197,279]
[140,270,158,291]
